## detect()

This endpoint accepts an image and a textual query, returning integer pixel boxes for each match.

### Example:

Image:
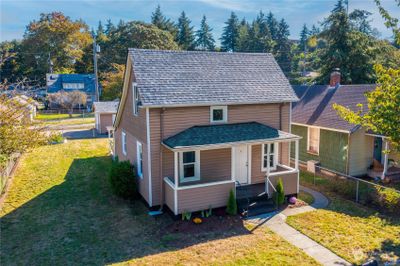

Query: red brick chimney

[330,68,341,87]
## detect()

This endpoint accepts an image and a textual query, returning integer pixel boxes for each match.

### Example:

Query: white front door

[234,145,249,184]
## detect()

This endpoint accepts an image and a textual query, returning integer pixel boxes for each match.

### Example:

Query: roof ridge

[128,48,273,56]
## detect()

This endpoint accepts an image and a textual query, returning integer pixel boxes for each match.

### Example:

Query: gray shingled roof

[292,84,376,132]
[93,101,119,113]
[163,122,298,149]
[129,49,298,107]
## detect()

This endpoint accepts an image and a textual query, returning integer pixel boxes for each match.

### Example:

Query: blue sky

[0,0,398,43]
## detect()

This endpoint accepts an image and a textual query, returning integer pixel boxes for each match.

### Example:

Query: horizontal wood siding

[291,124,349,174]
[348,129,374,176]
[268,172,298,195]
[200,148,231,182]
[164,181,175,214]
[150,103,291,206]
[177,182,235,213]
[114,128,149,204]
[99,113,113,134]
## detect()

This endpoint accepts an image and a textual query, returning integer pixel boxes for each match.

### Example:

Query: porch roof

[163,122,300,150]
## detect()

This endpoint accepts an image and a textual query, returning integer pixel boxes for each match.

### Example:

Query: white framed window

[122,131,127,155]
[62,83,84,89]
[307,127,320,155]
[179,150,200,183]
[132,83,139,116]
[136,141,143,178]
[210,106,227,123]
[262,143,278,171]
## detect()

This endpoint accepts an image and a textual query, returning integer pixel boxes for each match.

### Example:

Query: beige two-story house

[114,49,301,215]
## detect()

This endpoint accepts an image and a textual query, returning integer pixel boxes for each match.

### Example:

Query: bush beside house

[109,160,137,199]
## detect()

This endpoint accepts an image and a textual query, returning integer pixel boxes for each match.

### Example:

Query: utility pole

[48,52,53,74]
[92,32,100,102]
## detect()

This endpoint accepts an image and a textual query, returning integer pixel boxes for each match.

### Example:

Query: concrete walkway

[248,186,350,266]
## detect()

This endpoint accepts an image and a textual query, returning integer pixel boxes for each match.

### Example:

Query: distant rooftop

[292,84,376,132]
[93,101,119,113]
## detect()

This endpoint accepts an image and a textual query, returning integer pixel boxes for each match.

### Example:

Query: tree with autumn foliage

[333,64,400,152]
[100,64,125,100]
[18,12,92,81]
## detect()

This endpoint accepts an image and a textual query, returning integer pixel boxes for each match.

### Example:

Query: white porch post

[382,139,389,180]
[173,151,178,215]
[266,143,271,195]
[295,140,299,170]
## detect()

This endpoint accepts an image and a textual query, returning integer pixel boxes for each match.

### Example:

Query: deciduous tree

[48,90,87,117]
[333,64,400,152]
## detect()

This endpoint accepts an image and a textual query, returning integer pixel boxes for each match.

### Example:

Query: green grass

[298,191,314,205]
[287,197,400,265]
[1,139,319,265]
[36,113,94,120]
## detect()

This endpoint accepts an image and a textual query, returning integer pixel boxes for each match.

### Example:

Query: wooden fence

[0,153,21,195]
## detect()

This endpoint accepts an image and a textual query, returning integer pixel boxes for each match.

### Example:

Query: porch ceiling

[163,122,300,150]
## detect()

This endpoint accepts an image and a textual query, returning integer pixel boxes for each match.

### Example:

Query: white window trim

[179,150,200,183]
[261,143,278,172]
[136,141,143,178]
[210,106,228,123]
[307,126,320,155]
[132,82,139,116]
[122,131,127,156]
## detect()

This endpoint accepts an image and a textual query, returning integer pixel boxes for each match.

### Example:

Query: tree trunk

[69,108,73,118]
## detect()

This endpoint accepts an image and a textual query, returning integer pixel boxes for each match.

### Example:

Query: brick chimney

[329,68,341,87]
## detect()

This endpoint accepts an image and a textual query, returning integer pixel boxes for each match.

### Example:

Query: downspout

[159,108,166,210]
[279,103,283,163]
[346,132,351,175]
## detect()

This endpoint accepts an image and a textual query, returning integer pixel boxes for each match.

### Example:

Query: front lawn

[1,139,319,265]
[287,197,400,264]
[36,113,94,120]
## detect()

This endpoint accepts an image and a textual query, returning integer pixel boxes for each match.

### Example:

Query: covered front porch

[162,122,301,215]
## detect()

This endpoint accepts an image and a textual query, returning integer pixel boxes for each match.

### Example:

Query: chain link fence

[298,161,400,216]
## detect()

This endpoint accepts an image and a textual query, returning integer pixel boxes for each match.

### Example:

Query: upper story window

[132,83,139,116]
[210,106,227,123]
[62,83,84,89]
[307,127,320,155]
[179,150,200,183]
[122,131,127,156]
[262,143,278,171]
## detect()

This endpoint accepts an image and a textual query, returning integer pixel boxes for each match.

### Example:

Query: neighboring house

[12,96,37,122]
[93,101,119,134]
[46,74,100,107]
[291,70,399,180]
[113,49,301,215]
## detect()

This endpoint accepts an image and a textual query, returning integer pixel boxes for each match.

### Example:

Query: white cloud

[196,0,255,12]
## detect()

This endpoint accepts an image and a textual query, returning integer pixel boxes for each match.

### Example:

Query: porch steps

[237,193,277,218]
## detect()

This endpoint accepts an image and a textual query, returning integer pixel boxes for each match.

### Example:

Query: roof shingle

[129,49,298,107]
[292,84,376,132]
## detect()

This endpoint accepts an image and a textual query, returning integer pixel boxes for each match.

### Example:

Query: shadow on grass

[1,156,251,265]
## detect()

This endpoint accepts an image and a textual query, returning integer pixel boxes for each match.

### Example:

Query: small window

[210,106,227,123]
[133,83,139,116]
[262,143,278,171]
[136,141,143,178]
[307,127,320,155]
[122,131,127,155]
[179,151,200,182]
[62,83,84,89]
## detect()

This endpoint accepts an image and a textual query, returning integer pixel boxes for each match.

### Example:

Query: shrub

[226,189,237,215]
[109,160,137,199]
[273,178,285,206]
[373,187,400,214]
[48,132,64,144]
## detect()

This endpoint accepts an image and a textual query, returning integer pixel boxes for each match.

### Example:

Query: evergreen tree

[151,5,178,38]
[318,0,375,83]
[105,19,115,36]
[177,11,195,50]
[195,15,215,51]
[221,12,240,52]
[310,24,320,36]
[349,9,374,35]
[299,24,309,51]
[252,11,274,52]
[237,18,251,52]
[266,12,279,40]
[275,19,292,73]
